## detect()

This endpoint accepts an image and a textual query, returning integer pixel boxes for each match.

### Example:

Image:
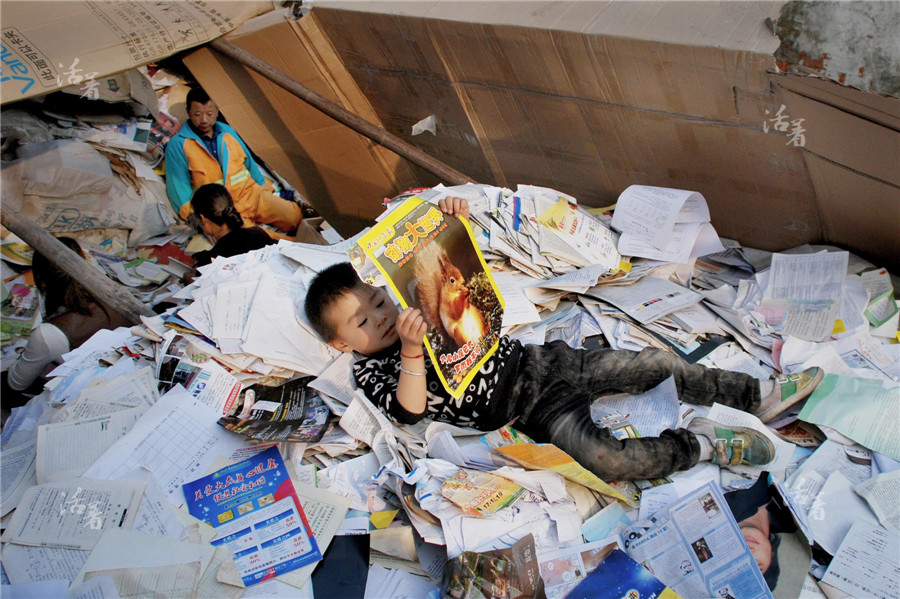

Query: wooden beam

[0,209,155,324]
[209,38,474,187]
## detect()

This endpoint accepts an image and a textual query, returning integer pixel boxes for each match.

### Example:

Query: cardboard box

[183,2,899,271]
[0,1,271,104]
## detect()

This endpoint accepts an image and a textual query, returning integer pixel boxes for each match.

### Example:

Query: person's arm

[394,307,428,416]
[163,137,193,215]
[7,323,69,391]
[354,352,425,425]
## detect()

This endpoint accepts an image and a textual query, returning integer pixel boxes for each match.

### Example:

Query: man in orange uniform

[165,88,303,234]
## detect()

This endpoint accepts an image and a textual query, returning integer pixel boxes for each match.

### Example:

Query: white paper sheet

[66,573,122,599]
[72,528,215,587]
[808,471,880,556]
[821,520,899,599]
[2,579,71,599]
[612,185,706,249]
[82,386,247,502]
[853,469,900,534]
[758,251,849,342]
[36,407,147,484]
[586,275,703,325]
[241,273,339,376]
[2,478,144,550]
[1,545,89,585]
[590,375,681,438]
[0,438,37,516]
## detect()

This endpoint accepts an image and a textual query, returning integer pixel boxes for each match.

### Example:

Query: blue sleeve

[164,136,193,214]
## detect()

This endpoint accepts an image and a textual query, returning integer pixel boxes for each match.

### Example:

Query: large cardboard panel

[178,3,898,271]
[182,10,421,236]
[774,83,900,271]
[310,6,823,252]
[0,1,271,104]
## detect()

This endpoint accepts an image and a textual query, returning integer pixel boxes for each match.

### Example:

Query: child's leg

[573,346,761,412]
[516,378,701,481]
[511,343,775,480]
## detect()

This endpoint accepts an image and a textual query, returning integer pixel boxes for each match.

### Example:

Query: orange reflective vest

[164,122,269,222]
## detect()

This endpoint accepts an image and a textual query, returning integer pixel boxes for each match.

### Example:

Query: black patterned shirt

[353,336,521,430]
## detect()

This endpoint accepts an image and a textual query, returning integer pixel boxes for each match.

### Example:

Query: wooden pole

[209,38,474,186]
[0,209,155,324]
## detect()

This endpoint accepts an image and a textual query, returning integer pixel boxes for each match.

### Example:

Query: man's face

[188,100,219,136]
[325,285,400,355]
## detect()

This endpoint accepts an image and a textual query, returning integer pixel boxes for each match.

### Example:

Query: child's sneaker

[687,417,775,467]
[755,367,824,423]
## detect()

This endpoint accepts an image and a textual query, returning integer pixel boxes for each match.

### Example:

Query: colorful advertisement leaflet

[182,446,321,586]
[354,198,505,398]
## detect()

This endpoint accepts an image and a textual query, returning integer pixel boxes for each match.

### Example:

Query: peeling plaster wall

[774,1,900,97]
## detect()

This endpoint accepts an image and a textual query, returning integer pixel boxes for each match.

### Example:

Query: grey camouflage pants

[507,341,761,481]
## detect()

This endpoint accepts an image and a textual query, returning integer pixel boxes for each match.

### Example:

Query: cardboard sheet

[176,2,898,273]
[0,1,271,103]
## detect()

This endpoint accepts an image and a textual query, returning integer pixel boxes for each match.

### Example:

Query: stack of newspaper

[1,182,898,599]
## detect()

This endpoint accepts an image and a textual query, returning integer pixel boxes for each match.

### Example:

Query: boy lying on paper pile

[303,198,822,482]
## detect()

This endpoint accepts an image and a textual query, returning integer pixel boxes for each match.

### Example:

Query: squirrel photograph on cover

[414,241,487,351]
[353,197,505,393]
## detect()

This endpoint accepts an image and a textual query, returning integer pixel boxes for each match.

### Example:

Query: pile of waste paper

[1,181,898,599]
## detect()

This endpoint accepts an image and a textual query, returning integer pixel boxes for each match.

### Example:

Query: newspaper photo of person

[724,473,810,594]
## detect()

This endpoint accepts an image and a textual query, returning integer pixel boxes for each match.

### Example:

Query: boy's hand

[397,307,428,349]
[439,196,469,221]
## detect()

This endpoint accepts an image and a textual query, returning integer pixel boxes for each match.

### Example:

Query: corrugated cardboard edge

[283,12,418,193]
[772,74,900,270]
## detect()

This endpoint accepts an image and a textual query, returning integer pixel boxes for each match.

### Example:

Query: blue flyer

[182,445,321,586]
[567,549,678,599]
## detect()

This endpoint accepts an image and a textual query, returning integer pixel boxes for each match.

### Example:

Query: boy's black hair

[186,87,212,109]
[304,262,365,342]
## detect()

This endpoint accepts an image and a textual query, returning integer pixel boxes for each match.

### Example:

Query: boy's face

[325,284,400,355]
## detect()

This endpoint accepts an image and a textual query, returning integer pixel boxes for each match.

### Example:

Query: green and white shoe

[688,417,775,467]
[755,367,825,423]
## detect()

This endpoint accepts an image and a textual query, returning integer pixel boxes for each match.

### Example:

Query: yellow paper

[495,443,631,505]
[831,319,846,335]
[369,509,399,530]
[536,197,574,230]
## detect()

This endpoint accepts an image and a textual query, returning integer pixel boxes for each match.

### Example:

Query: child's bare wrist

[400,343,424,359]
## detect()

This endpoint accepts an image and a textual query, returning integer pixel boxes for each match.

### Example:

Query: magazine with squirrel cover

[352,197,505,398]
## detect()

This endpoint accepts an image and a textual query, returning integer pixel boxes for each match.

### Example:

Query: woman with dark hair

[189,183,276,267]
[5,237,131,398]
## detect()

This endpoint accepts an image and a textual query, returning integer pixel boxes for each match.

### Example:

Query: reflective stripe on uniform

[229,169,250,185]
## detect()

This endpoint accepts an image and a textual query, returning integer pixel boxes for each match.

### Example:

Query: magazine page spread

[217,377,331,444]
[354,198,505,398]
